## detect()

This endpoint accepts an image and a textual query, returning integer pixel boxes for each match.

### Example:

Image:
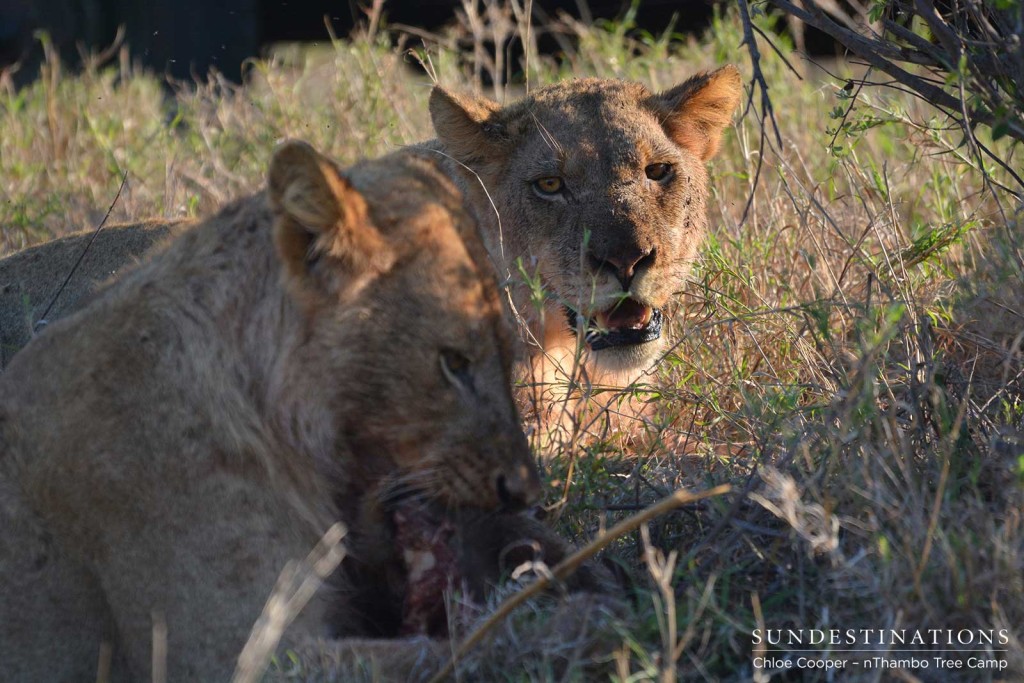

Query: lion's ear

[653,65,743,161]
[430,86,507,165]
[268,140,395,289]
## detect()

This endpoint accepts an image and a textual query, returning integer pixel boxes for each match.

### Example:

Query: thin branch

[427,484,732,683]
[735,0,789,227]
[827,69,872,153]
[750,23,803,80]
[768,0,1024,146]
[737,0,783,149]
[740,112,769,228]
[232,523,348,683]
[36,170,129,329]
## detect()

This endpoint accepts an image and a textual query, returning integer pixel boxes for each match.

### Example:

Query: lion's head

[429,67,742,375]
[267,142,540,509]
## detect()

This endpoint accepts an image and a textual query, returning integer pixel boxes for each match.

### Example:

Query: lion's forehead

[510,109,676,186]
[401,256,501,316]
[525,77,652,108]
[513,79,659,134]
[519,111,661,149]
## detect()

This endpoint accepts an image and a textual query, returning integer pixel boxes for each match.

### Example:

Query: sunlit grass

[1,5,1021,681]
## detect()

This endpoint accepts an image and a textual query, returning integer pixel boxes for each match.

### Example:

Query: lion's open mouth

[565,299,664,351]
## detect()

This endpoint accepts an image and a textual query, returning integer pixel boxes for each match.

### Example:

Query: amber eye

[533,176,564,195]
[645,163,672,181]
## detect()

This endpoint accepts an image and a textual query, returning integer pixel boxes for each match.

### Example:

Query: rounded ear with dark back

[268,140,395,296]
[429,87,508,166]
[651,65,743,162]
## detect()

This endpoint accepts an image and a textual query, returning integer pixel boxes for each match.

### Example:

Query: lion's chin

[587,335,666,377]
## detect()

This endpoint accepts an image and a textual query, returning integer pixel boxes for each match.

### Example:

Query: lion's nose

[495,465,541,510]
[589,246,654,290]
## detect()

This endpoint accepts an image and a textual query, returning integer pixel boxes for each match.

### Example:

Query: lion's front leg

[0,474,121,682]
[86,471,332,681]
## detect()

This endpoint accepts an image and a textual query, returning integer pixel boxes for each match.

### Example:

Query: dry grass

[1,4,1022,681]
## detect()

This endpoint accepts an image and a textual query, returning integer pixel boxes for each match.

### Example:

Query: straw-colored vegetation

[1,4,1021,681]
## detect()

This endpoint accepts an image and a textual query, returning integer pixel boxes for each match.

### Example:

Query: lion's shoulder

[0,219,192,369]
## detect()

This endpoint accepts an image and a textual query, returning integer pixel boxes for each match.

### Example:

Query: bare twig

[736,0,783,149]
[767,0,1024,150]
[827,71,871,153]
[232,523,347,683]
[735,0,785,226]
[35,169,129,330]
[152,610,167,683]
[427,484,732,683]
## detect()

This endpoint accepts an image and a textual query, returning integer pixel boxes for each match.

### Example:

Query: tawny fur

[0,70,742,426]
[0,141,541,681]
[0,220,193,368]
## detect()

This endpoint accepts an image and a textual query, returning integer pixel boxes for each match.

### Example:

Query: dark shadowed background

[0,0,719,84]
